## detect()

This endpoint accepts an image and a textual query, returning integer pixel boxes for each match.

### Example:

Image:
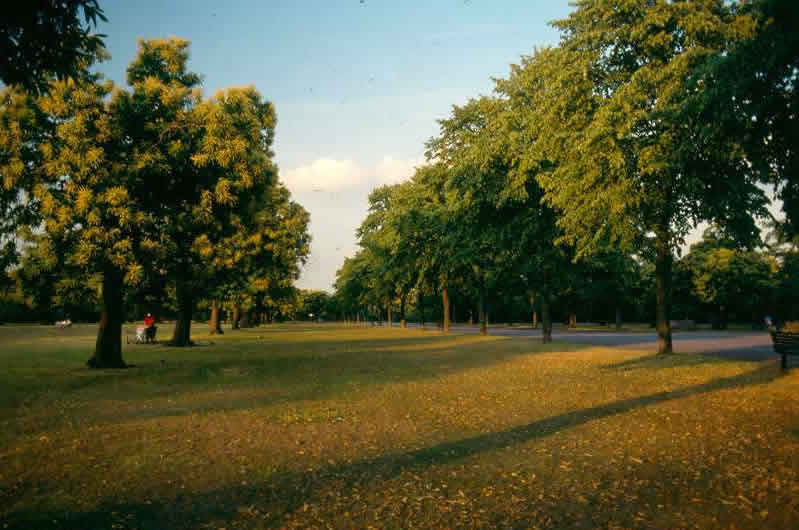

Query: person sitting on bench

[144,313,157,343]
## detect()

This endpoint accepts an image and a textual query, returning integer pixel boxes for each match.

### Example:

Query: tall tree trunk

[88,265,126,368]
[655,227,673,354]
[419,291,425,330]
[568,312,577,328]
[479,284,488,336]
[209,300,223,334]
[442,286,451,334]
[232,304,241,330]
[387,303,393,328]
[615,305,622,330]
[400,292,407,328]
[171,273,194,347]
[541,294,552,344]
[240,309,251,328]
[532,311,538,329]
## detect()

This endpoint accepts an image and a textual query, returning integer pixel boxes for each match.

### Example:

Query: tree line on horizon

[332,0,798,351]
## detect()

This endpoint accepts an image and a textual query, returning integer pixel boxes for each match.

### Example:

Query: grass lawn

[1,323,798,529]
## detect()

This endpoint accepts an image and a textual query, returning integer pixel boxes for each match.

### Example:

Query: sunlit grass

[1,323,798,529]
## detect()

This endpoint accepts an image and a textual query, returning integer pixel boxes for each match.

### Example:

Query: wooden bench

[770,331,799,370]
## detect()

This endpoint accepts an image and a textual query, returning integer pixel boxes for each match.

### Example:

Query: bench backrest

[771,331,799,353]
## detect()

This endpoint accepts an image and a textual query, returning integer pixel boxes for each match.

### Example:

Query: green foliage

[525,2,768,256]
[680,229,777,327]
[297,290,332,320]
[775,251,799,320]
[694,0,799,238]
[0,1,107,94]
[0,36,311,358]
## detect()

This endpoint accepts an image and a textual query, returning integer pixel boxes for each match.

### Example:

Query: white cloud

[280,155,425,290]
[374,155,424,186]
[281,155,423,193]
[281,158,366,192]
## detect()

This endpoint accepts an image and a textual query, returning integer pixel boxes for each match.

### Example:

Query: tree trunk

[419,291,426,329]
[171,274,194,347]
[541,295,552,344]
[88,266,126,368]
[232,304,241,330]
[400,292,407,328]
[209,300,223,334]
[387,303,393,328]
[479,284,488,336]
[655,227,673,354]
[240,309,251,328]
[532,311,538,329]
[442,286,451,334]
[615,305,622,331]
[568,312,577,328]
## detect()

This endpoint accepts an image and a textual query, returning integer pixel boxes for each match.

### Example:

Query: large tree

[0,72,148,367]
[0,37,289,364]
[695,0,798,239]
[524,1,768,353]
[115,38,280,346]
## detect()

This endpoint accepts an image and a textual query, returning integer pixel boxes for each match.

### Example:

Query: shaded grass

[1,324,798,529]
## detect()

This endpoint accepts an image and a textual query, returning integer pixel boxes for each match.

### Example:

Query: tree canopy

[1,1,107,94]
[0,37,310,366]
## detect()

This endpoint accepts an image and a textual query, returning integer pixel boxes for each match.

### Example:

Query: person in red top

[144,313,156,343]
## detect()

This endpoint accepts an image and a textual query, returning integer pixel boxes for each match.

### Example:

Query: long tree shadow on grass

[5,363,786,530]
[601,352,735,371]
[3,336,580,436]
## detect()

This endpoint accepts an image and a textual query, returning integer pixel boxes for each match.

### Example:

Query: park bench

[126,326,157,344]
[770,331,799,370]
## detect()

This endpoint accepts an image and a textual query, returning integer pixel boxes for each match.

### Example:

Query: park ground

[1,324,799,529]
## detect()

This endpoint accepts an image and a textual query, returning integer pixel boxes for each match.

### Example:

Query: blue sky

[97,0,574,290]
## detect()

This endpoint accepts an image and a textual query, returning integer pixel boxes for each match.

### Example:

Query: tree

[775,251,799,321]
[1,1,107,94]
[298,290,331,321]
[245,186,311,325]
[683,229,776,328]
[695,0,799,239]
[0,71,148,367]
[427,93,573,341]
[0,37,289,365]
[525,2,768,353]
[115,38,280,346]
[201,182,308,333]
[334,254,367,323]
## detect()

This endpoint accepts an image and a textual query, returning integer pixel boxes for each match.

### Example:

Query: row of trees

[333,0,797,352]
[0,37,310,367]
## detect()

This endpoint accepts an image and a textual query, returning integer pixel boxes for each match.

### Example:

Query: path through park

[414,325,776,362]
